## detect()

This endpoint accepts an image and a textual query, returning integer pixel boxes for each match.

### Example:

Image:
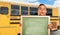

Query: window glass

[30,7,38,15]
[0,7,8,14]
[21,6,28,15]
[46,8,52,16]
[11,5,20,16]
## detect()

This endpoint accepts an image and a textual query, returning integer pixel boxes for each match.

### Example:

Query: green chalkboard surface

[22,16,50,35]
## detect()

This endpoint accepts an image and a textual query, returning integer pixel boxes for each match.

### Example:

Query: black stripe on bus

[10,22,20,24]
[10,15,21,16]
[10,19,21,20]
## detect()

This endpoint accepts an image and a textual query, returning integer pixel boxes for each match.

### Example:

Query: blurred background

[0,0,60,35]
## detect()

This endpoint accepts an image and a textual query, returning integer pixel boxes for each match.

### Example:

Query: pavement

[51,30,60,35]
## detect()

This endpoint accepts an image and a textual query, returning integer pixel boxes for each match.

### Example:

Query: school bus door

[0,2,10,26]
[0,2,17,35]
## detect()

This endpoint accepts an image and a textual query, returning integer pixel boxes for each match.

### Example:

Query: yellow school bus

[0,2,59,35]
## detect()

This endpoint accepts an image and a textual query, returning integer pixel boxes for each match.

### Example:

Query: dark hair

[38,4,46,8]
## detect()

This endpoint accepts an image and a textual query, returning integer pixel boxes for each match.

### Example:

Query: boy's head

[38,4,47,16]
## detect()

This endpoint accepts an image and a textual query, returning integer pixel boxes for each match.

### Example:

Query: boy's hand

[48,24,52,30]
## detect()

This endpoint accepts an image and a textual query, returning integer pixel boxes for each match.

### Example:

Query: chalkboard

[22,16,50,35]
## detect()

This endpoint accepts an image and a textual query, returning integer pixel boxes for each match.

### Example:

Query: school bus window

[11,5,20,16]
[46,8,52,16]
[21,6,28,15]
[30,7,38,15]
[0,7,8,14]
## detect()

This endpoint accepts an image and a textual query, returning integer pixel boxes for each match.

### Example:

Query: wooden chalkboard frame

[21,16,50,35]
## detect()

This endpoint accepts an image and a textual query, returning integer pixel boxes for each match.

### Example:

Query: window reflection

[46,8,52,16]
[21,6,28,15]
[30,7,38,15]
[0,7,8,14]
[11,5,20,16]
